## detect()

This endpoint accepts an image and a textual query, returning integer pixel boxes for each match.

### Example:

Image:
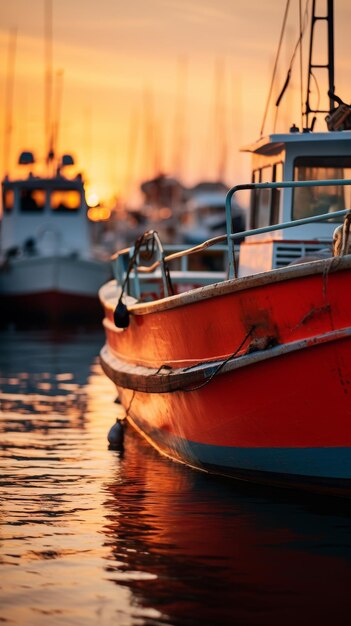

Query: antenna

[3,27,17,176]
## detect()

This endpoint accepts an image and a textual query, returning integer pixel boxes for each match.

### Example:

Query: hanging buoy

[107,418,125,450]
[114,300,130,328]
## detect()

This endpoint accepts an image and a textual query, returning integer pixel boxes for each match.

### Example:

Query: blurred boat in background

[137,175,245,245]
[179,181,245,245]
[0,151,111,328]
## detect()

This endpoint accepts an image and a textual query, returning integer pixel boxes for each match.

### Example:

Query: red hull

[103,259,351,368]
[100,256,351,493]
[108,335,351,450]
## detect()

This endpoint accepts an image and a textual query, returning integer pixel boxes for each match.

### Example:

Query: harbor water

[1,330,351,626]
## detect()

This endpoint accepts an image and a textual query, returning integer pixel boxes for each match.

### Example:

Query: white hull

[0,254,110,297]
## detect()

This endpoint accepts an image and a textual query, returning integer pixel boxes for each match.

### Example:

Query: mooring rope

[181,326,254,392]
[124,389,136,418]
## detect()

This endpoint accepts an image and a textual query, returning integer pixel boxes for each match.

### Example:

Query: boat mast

[172,56,188,180]
[3,28,17,176]
[304,0,335,130]
[214,59,227,183]
[44,0,54,167]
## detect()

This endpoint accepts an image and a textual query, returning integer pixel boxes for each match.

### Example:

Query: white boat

[179,184,245,245]
[0,153,111,327]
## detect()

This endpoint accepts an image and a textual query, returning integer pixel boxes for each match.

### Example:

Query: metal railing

[113,234,229,299]
[225,178,351,278]
[113,179,351,296]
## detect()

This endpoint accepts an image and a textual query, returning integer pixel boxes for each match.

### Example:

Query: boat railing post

[181,255,187,272]
[130,245,141,299]
[151,231,170,297]
[225,187,238,279]
[121,231,171,300]
[114,254,125,287]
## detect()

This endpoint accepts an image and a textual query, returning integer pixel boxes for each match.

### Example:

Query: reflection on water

[1,331,351,626]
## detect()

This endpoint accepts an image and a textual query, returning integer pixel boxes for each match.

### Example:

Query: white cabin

[238,130,351,276]
[1,172,92,259]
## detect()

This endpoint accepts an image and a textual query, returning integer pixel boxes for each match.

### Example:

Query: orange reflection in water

[2,331,351,626]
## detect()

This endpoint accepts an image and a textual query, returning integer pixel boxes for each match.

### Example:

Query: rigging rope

[273,0,310,131]
[182,327,254,392]
[261,0,311,134]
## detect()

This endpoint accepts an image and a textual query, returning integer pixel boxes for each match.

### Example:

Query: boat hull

[0,255,110,327]
[100,256,351,495]
[101,332,351,493]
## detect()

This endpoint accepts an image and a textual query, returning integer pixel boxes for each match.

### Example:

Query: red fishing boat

[100,191,351,496]
[99,0,351,495]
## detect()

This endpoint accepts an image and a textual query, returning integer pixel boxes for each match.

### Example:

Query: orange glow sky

[0,0,350,205]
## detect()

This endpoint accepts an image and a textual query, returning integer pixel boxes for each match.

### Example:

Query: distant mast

[214,59,227,182]
[44,0,54,166]
[172,56,188,180]
[3,28,17,176]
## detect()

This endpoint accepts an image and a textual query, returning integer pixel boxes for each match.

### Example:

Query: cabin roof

[241,130,351,155]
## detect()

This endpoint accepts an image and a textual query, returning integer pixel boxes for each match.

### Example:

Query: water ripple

[1,331,351,626]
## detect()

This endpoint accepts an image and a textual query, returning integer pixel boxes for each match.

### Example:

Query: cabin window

[51,190,81,212]
[3,189,14,213]
[20,189,46,212]
[293,156,351,221]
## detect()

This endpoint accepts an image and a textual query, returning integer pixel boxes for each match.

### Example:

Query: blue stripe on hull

[133,418,351,480]
[187,442,351,479]
[129,417,351,492]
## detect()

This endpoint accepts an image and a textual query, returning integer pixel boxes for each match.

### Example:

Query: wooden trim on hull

[108,336,351,480]
[100,257,351,369]
[100,326,351,393]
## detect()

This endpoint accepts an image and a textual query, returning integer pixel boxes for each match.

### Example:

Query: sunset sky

[0,0,350,206]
